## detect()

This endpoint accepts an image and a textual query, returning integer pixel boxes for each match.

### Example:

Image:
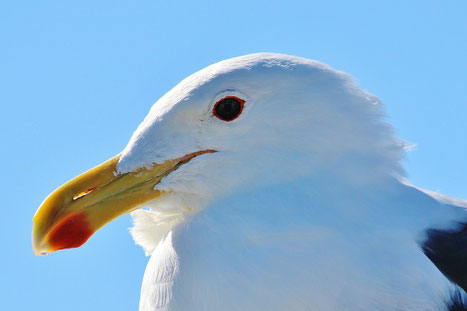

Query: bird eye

[213,96,245,121]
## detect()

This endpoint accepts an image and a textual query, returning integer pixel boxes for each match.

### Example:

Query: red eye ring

[213,96,245,122]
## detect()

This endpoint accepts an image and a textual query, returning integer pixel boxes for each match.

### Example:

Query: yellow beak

[32,150,215,256]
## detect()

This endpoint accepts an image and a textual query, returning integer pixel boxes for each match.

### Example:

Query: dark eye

[213,96,245,121]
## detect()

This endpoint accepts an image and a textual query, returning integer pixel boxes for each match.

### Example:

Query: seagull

[33,53,467,311]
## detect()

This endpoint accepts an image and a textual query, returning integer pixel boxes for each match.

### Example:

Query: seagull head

[32,53,403,255]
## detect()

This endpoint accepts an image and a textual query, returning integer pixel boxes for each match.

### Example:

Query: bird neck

[201,169,454,241]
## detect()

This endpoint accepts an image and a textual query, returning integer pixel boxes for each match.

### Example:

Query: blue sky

[1,0,466,310]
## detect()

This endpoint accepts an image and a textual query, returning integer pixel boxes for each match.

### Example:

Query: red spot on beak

[48,213,93,251]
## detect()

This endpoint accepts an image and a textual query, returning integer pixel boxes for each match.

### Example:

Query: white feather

[130,209,184,256]
[113,53,466,310]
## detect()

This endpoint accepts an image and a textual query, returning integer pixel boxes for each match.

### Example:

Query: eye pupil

[214,97,244,121]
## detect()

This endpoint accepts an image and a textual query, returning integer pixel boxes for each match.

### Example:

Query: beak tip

[32,238,48,256]
[32,244,49,256]
[36,252,51,257]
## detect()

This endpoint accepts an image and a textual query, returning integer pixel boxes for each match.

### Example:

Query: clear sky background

[1,1,466,310]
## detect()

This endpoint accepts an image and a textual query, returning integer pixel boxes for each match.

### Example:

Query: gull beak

[32,150,215,256]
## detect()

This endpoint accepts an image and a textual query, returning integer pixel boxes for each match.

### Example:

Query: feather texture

[116,53,467,310]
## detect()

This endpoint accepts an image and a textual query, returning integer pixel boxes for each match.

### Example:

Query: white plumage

[113,53,466,310]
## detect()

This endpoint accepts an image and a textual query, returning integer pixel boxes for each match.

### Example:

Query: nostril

[73,187,96,201]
